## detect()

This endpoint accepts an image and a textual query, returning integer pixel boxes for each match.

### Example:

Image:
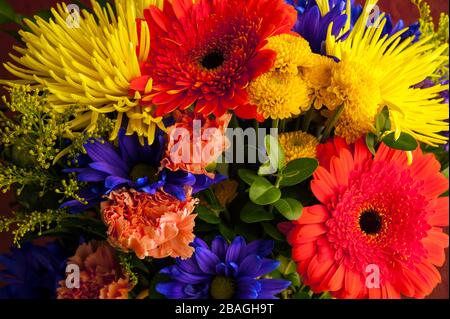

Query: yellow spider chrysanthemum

[279,130,319,163]
[248,34,318,119]
[1,0,164,144]
[325,0,449,145]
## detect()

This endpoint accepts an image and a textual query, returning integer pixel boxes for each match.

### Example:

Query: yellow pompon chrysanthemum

[1,0,164,144]
[265,34,317,74]
[325,0,449,145]
[278,131,319,163]
[247,34,317,120]
[303,55,340,110]
[248,72,310,120]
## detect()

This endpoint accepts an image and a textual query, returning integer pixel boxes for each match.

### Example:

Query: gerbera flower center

[359,209,383,235]
[210,276,235,299]
[200,51,225,70]
[129,163,158,182]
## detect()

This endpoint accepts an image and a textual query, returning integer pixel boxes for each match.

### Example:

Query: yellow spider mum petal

[325,0,449,145]
[278,131,319,163]
[1,0,163,144]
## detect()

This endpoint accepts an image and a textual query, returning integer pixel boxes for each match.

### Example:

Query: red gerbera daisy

[132,0,296,119]
[284,137,449,298]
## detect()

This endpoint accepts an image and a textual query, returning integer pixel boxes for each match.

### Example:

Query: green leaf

[375,106,391,133]
[258,134,285,175]
[279,158,318,186]
[261,222,284,241]
[219,224,235,242]
[238,169,258,185]
[365,133,377,156]
[258,160,275,176]
[273,198,303,220]
[240,202,274,223]
[195,205,221,224]
[277,255,297,275]
[286,272,300,287]
[0,0,23,25]
[249,176,281,205]
[442,166,449,179]
[383,132,418,151]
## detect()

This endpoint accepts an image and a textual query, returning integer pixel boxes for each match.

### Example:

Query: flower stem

[302,107,314,132]
[279,119,286,133]
[272,118,279,129]
[320,104,344,143]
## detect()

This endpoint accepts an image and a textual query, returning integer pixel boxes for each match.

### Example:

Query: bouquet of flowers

[0,0,448,300]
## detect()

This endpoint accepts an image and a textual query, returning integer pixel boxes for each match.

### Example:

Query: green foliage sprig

[0,208,68,247]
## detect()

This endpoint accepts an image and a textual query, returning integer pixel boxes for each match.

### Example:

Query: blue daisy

[0,241,67,299]
[156,236,291,299]
[62,129,225,212]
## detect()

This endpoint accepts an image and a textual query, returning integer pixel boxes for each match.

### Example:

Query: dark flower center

[129,163,158,182]
[359,209,383,235]
[201,51,225,70]
[210,276,235,299]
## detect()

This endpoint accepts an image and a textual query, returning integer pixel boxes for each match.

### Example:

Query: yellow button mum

[2,0,164,144]
[248,72,310,120]
[247,34,317,120]
[279,131,319,163]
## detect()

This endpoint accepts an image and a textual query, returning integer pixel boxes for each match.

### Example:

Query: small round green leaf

[279,158,318,186]
[261,222,284,241]
[249,176,281,205]
[238,169,258,185]
[195,205,221,224]
[240,202,274,223]
[273,198,303,220]
[382,132,418,151]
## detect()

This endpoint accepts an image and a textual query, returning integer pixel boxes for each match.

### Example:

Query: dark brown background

[0,0,448,298]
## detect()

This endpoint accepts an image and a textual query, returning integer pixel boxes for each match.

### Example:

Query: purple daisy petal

[195,247,220,275]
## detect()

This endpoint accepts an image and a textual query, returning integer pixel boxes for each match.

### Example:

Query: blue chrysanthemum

[62,129,225,212]
[156,236,291,299]
[287,0,420,54]
[0,241,67,299]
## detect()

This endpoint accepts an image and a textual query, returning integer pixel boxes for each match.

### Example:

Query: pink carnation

[57,240,130,299]
[101,188,198,259]
[161,111,231,177]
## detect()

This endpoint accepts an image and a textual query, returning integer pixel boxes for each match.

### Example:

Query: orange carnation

[101,188,198,259]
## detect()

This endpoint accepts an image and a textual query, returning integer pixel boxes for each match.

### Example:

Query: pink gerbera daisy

[284,137,449,298]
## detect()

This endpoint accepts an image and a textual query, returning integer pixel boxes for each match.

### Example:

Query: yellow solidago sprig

[0,209,68,247]
[411,0,449,80]
[247,34,318,120]
[1,0,164,144]
[278,131,319,163]
[324,0,449,145]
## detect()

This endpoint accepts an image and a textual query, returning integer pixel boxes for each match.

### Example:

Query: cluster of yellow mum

[1,0,448,149]
[249,0,448,146]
